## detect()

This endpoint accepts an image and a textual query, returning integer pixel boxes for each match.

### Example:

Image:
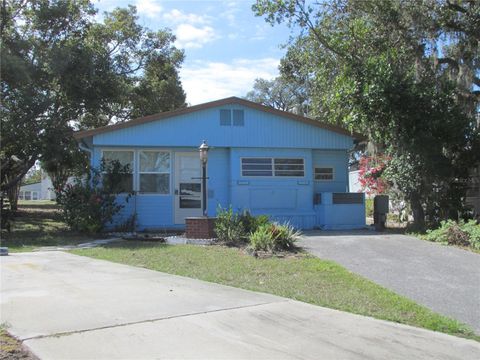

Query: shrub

[271,222,302,250]
[240,210,270,234]
[249,224,275,252]
[215,206,246,244]
[56,160,132,233]
[249,222,302,253]
[365,198,374,217]
[423,220,480,249]
[463,220,480,250]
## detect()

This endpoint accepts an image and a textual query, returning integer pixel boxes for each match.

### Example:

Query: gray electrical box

[374,195,389,231]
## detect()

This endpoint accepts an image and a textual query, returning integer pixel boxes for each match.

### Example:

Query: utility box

[374,195,389,231]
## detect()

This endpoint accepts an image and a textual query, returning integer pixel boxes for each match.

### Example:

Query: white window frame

[101,149,135,193]
[31,191,39,200]
[138,149,171,195]
[314,166,335,181]
[24,191,31,200]
[241,157,305,178]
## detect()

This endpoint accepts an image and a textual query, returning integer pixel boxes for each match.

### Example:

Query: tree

[245,76,309,115]
[253,0,480,228]
[22,168,42,186]
[1,1,186,200]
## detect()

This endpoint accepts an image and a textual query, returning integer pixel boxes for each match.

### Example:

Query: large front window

[102,150,134,192]
[139,151,170,194]
[241,157,305,177]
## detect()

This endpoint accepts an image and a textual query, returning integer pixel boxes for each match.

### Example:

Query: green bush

[423,220,480,249]
[365,198,374,217]
[215,206,246,244]
[463,220,480,250]
[240,210,270,234]
[249,222,302,253]
[249,224,275,252]
[56,160,132,233]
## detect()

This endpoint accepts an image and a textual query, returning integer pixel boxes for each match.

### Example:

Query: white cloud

[180,58,280,105]
[220,3,240,27]
[163,9,209,25]
[135,0,162,18]
[175,24,217,49]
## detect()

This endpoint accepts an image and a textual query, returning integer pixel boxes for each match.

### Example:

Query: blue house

[74,97,365,230]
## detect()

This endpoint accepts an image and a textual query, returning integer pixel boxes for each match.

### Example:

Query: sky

[94,0,293,105]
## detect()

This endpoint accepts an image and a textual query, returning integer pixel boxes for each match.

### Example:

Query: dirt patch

[0,330,37,360]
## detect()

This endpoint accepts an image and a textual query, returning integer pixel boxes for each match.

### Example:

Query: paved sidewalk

[1,251,479,359]
[300,230,480,332]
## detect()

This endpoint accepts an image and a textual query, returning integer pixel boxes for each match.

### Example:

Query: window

[241,158,304,177]
[32,191,39,200]
[220,109,244,126]
[232,110,244,126]
[19,192,24,200]
[139,150,170,194]
[241,158,273,177]
[102,150,134,192]
[274,158,304,177]
[24,191,31,200]
[220,109,231,126]
[314,167,334,181]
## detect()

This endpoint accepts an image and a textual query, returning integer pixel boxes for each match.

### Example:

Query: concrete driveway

[300,231,480,333]
[1,251,479,360]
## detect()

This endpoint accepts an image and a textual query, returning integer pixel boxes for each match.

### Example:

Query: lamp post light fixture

[199,140,209,216]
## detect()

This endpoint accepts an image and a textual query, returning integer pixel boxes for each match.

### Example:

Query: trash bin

[374,195,389,231]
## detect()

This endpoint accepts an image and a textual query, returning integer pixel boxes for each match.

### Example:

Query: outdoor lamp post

[199,140,209,216]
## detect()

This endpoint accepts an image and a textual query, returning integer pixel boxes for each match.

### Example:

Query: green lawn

[1,203,98,252]
[72,242,478,341]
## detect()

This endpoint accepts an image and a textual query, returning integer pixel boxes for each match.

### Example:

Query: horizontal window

[274,158,304,177]
[241,158,304,177]
[314,167,334,181]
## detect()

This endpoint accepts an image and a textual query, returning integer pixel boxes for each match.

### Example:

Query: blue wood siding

[228,147,316,228]
[312,150,349,193]
[315,193,366,230]
[92,146,230,230]
[85,102,365,230]
[93,105,353,150]
[206,148,230,216]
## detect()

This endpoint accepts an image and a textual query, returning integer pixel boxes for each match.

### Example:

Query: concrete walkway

[300,230,480,333]
[1,251,479,360]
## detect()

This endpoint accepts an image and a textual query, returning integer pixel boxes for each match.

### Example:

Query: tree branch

[437,57,459,71]
[446,0,467,14]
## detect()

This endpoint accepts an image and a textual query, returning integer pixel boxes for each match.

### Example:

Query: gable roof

[74,97,365,141]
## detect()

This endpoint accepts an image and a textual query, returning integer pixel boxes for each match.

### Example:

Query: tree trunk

[7,181,20,211]
[410,194,425,231]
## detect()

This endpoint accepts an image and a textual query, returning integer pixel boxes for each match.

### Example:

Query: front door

[174,152,203,224]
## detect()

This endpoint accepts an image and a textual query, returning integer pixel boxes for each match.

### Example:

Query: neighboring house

[40,172,56,200]
[18,182,41,201]
[74,97,366,230]
[19,172,57,201]
[349,169,362,194]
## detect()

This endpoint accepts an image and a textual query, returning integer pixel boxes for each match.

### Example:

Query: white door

[174,152,203,224]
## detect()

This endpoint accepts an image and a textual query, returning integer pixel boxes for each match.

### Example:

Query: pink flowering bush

[358,155,390,195]
[56,160,132,233]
